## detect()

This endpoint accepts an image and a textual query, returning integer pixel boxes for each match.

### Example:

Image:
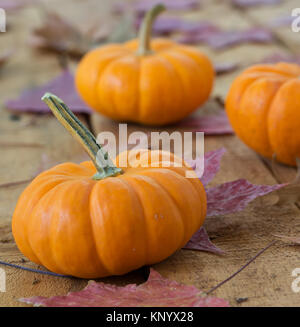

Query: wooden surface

[0,0,300,307]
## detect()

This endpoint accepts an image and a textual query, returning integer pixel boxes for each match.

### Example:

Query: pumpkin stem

[136,4,166,56]
[42,93,123,180]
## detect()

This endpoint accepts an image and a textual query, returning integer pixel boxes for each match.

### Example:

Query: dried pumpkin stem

[42,93,122,180]
[137,4,166,56]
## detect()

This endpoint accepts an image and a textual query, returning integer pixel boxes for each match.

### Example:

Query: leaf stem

[136,4,166,56]
[42,93,122,180]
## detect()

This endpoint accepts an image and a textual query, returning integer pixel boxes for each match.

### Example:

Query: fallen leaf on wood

[205,28,273,49]
[30,11,91,58]
[135,15,218,35]
[20,268,229,307]
[268,14,294,28]
[5,70,92,114]
[184,227,224,254]
[214,62,240,75]
[232,0,281,7]
[0,0,31,11]
[178,111,233,135]
[269,157,300,206]
[134,0,200,14]
[206,179,284,216]
[179,28,273,48]
[273,235,300,245]
[187,148,226,185]
[261,53,300,65]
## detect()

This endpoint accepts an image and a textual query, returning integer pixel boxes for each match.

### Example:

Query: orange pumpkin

[226,62,300,166]
[75,4,214,126]
[12,93,206,278]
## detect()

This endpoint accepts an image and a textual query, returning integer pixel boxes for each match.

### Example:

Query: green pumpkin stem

[137,4,166,56]
[42,93,122,180]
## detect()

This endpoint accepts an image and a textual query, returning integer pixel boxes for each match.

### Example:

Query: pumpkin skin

[12,150,206,279]
[226,62,300,166]
[75,38,214,126]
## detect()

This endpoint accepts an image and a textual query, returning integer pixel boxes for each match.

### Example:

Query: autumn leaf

[20,268,229,307]
[178,111,233,135]
[184,227,224,254]
[206,179,284,217]
[5,70,92,114]
[232,0,281,8]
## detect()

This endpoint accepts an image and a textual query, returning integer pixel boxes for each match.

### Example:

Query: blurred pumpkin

[75,4,214,126]
[226,62,300,166]
[12,93,207,279]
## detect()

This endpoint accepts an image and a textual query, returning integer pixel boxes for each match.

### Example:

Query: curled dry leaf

[270,157,300,206]
[30,11,91,58]
[231,0,281,7]
[206,179,285,216]
[184,227,224,254]
[273,235,300,245]
[20,268,229,307]
[178,111,233,135]
[5,70,92,114]
[179,28,273,48]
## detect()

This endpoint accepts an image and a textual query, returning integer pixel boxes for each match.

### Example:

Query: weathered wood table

[0,0,299,307]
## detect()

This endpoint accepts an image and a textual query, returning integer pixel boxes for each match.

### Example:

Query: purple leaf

[134,0,200,14]
[232,0,281,7]
[205,28,273,49]
[206,179,284,217]
[187,148,226,185]
[184,227,224,254]
[5,70,92,114]
[214,62,240,75]
[20,268,229,307]
[261,53,300,65]
[179,111,234,135]
[179,28,273,48]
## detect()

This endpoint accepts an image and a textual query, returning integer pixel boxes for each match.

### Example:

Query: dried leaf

[134,0,200,14]
[273,234,300,245]
[270,158,300,206]
[206,179,284,216]
[214,62,240,75]
[204,28,273,49]
[0,0,31,11]
[20,268,229,307]
[179,111,233,135]
[184,227,224,254]
[30,11,91,58]
[187,148,226,186]
[232,0,281,7]
[261,53,300,65]
[5,70,92,114]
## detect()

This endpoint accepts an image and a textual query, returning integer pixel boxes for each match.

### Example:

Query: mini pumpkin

[12,93,206,278]
[226,62,300,166]
[75,4,214,126]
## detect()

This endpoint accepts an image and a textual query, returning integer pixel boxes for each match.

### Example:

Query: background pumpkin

[226,62,300,166]
[75,4,214,126]
[12,93,206,279]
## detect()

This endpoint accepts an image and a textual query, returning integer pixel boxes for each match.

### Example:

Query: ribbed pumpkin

[12,93,206,278]
[75,4,214,126]
[226,62,300,166]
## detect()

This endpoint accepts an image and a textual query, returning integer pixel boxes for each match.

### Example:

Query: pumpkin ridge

[266,77,293,158]
[123,173,186,256]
